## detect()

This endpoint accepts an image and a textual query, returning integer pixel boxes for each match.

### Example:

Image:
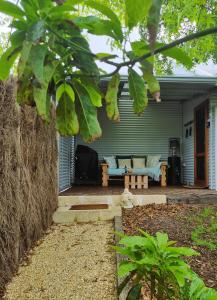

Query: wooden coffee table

[124,174,148,189]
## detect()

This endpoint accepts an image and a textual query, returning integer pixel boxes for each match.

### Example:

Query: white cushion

[104,156,117,168]
[146,155,161,167]
[118,158,131,169]
[132,157,146,168]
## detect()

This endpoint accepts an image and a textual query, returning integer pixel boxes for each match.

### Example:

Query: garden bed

[122,203,217,289]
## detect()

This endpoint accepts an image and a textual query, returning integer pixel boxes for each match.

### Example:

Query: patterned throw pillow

[118,158,132,169]
[132,157,146,168]
[146,155,161,167]
[104,156,117,168]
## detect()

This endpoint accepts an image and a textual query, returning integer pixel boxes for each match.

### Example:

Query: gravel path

[3,221,117,300]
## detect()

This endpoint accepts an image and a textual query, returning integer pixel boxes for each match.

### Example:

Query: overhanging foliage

[0,0,216,142]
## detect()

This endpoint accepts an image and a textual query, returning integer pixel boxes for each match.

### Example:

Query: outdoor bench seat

[101,160,167,188]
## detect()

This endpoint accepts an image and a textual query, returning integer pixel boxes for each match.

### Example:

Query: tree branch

[100,27,217,77]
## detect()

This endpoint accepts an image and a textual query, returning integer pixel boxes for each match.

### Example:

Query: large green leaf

[105,73,120,121]
[33,61,58,120]
[119,235,149,247]
[18,41,32,77]
[125,0,152,30]
[73,80,102,142]
[56,82,75,103]
[10,30,26,48]
[85,0,123,41]
[56,94,79,136]
[157,42,193,69]
[20,0,38,20]
[30,44,47,83]
[118,261,137,277]
[0,0,25,19]
[128,68,148,114]
[81,82,102,107]
[127,284,142,300]
[140,61,161,102]
[73,16,120,41]
[26,20,45,42]
[0,46,20,80]
[71,36,99,77]
[131,40,193,68]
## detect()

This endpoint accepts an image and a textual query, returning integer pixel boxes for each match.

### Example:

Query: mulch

[122,204,217,289]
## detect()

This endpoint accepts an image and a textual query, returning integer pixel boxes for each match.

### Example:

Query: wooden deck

[60,185,217,204]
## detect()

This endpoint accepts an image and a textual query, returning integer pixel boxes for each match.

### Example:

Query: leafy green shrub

[115,230,217,300]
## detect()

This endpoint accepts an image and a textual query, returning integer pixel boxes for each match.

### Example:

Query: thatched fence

[0,80,58,296]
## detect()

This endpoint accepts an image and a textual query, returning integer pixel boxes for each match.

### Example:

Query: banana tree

[0,0,216,142]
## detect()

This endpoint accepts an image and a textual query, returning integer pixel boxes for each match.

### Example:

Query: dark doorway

[194,100,209,186]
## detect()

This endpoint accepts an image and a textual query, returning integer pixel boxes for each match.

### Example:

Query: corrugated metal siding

[59,136,73,192]
[76,99,182,161]
[70,137,75,184]
[209,96,217,190]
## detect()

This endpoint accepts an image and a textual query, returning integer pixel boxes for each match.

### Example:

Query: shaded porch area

[60,185,217,204]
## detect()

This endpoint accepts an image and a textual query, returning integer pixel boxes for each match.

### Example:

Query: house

[58,76,217,193]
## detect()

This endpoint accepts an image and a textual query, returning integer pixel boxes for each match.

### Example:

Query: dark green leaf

[118,261,137,277]
[56,93,79,136]
[73,16,119,41]
[30,45,47,83]
[0,46,20,80]
[10,30,26,48]
[33,61,58,120]
[128,68,148,114]
[127,284,142,300]
[0,0,25,19]
[71,37,99,77]
[105,73,120,121]
[85,0,123,41]
[73,80,102,142]
[20,0,38,20]
[125,0,152,30]
[26,20,45,42]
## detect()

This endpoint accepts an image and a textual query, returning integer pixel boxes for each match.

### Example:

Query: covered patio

[59,76,217,195]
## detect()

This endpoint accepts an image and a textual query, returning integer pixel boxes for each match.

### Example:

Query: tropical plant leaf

[18,40,32,77]
[166,247,199,257]
[119,235,149,247]
[56,82,75,103]
[10,30,26,48]
[85,0,123,41]
[56,93,79,136]
[156,232,169,248]
[0,0,25,19]
[118,261,137,277]
[125,0,152,30]
[131,40,193,68]
[105,73,120,121]
[73,16,119,40]
[82,83,102,107]
[30,44,47,84]
[73,80,102,142]
[156,42,193,69]
[26,20,45,42]
[128,68,148,114]
[0,46,20,80]
[127,284,142,300]
[140,61,161,102]
[71,36,99,77]
[33,61,58,120]
[20,0,38,20]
